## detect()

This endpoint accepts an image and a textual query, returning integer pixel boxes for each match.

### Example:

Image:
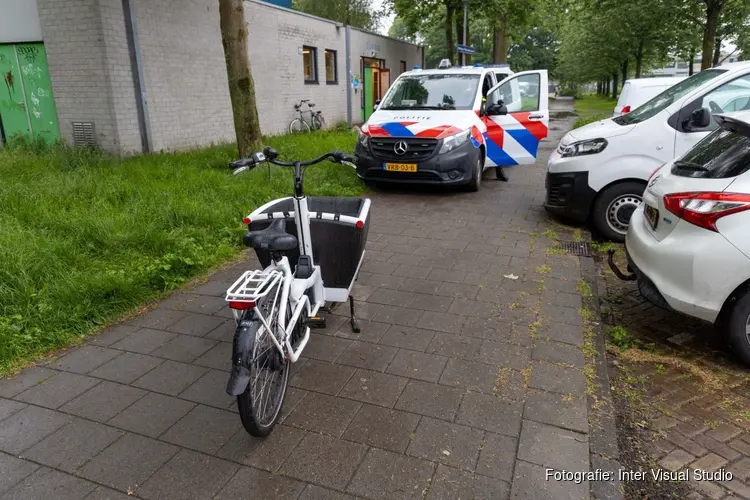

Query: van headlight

[559,138,608,157]
[357,130,368,148]
[438,129,472,154]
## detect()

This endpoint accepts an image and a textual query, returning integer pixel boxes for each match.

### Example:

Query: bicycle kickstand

[349,295,361,333]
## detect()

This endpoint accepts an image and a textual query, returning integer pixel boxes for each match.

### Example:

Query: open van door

[481,70,549,166]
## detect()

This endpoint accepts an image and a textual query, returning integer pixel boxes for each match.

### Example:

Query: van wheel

[466,155,482,192]
[727,290,750,368]
[592,181,645,242]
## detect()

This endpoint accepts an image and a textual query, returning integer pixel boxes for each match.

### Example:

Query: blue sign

[456,44,475,55]
[263,0,292,8]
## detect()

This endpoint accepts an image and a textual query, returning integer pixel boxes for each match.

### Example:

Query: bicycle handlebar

[229,149,357,173]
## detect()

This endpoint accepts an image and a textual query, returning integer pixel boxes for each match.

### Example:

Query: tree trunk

[455,12,463,65]
[621,59,629,85]
[701,0,723,71]
[712,36,722,66]
[689,48,695,75]
[612,71,618,100]
[596,81,601,95]
[605,78,610,96]
[634,39,644,78]
[219,0,261,157]
[445,3,454,64]
[492,17,509,63]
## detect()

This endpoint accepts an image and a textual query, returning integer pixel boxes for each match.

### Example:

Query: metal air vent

[72,122,97,147]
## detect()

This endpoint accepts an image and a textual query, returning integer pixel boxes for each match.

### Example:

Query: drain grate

[557,241,591,256]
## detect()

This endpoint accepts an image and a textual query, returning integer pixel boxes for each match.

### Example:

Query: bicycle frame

[229,193,369,363]
[295,102,320,130]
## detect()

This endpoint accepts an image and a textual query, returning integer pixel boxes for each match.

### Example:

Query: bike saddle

[242,218,298,252]
[308,103,315,108]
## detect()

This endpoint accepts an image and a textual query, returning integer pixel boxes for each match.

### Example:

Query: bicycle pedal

[301,316,326,329]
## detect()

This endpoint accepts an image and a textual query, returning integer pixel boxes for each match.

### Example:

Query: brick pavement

[601,250,750,499]
[0,107,601,500]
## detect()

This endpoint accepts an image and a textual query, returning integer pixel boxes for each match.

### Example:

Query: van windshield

[614,70,725,125]
[380,74,480,110]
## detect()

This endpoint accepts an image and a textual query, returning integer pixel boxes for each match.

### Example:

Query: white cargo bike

[224,147,370,437]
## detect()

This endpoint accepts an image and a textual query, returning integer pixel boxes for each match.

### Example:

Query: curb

[579,254,624,500]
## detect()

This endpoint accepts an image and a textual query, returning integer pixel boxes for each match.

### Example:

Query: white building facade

[0,0,423,154]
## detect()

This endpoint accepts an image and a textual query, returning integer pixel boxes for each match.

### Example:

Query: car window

[494,72,508,84]
[724,96,750,112]
[672,126,750,179]
[614,69,725,125]
[489,73,540,112]
[697,75,750,129]
[481,74,494,98]
[379,74,480,110]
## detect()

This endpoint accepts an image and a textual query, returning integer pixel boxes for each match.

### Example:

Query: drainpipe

[345,25,352,128]
[123,0,153,153]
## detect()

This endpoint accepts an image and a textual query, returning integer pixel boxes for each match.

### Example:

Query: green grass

[0,131,364,375]
[573,94,617,128]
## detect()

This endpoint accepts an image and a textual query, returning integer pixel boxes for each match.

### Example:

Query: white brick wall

[100,0,142,153]
[37,0,122,152]
[133,0,235,151]
[36,0,422,154]
[244,0,347,134]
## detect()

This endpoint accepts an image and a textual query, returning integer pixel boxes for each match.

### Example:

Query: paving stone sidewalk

[0,104,602,500]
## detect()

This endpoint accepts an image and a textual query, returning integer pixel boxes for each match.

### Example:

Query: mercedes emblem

[394,141,408,155]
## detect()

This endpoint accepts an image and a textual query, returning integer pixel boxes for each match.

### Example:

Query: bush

[558,84,580,98]
[0,131,364,374]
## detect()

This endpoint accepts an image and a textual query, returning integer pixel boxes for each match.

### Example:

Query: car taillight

[663,192,750,232]
[621,105,631,113]
[243,217,251,225]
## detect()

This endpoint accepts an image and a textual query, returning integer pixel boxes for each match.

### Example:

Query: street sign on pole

[456,44,475,55]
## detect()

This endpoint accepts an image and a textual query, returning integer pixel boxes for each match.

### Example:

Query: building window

[400,60,406,73]
[325,49,337,84]
[303,46,317,84]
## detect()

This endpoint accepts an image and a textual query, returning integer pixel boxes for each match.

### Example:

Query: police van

[354,60,550,191]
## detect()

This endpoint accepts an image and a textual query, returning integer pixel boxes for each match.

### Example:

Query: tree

[219,0,260,157]
[292,0,380,31]
[700,0,727,70]
[388,17,417,43]
[507,27,559,73]
[485,0,538,63]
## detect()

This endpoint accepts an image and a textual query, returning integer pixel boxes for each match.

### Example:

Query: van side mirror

[690,107,711,129]
[486,103,508,116]
[374,99,380,111]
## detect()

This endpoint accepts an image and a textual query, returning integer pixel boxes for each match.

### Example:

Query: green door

[16,44,60,143]
[0,44,31,140]
[363,67,374,121]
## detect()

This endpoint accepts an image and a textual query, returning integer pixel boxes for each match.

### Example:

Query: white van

[545,61,750,241]
[354,62,549,191]
[614,77,685,115]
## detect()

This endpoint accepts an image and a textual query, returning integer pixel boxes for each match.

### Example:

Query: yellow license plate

[384,163,418,172]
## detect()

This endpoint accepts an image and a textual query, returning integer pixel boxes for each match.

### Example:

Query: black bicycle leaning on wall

[289,99,326,133]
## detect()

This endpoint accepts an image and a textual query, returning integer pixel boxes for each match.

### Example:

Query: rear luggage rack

[226,270,283,302]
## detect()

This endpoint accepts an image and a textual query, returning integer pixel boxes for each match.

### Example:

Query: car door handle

[528,113,544,120]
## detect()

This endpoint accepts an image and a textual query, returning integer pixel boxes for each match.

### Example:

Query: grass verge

[0,131,364,375]
[573,94,617,128]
